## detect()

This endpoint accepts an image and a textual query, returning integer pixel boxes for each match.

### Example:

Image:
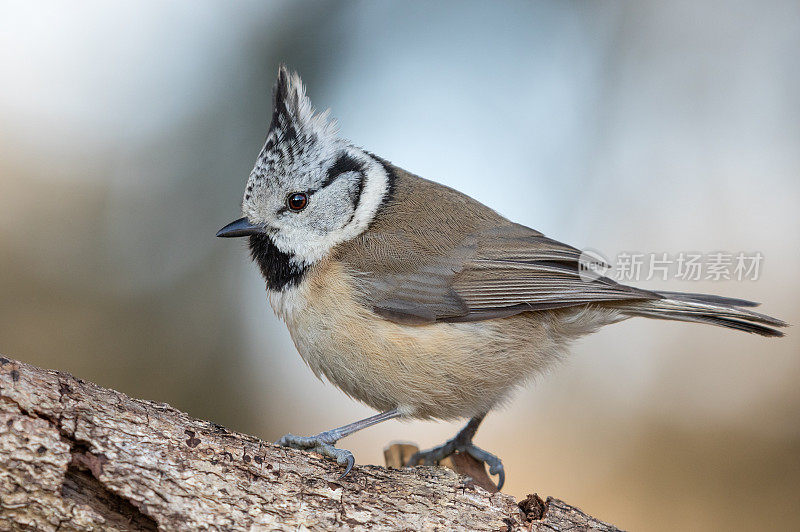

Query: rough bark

[0,356,622,531]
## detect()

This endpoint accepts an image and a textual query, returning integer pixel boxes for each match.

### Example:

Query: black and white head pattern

[242,65,392,278]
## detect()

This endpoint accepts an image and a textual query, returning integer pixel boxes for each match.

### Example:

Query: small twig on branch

[0,356,622,531]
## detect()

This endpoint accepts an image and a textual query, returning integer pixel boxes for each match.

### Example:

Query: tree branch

[0,356,622,531]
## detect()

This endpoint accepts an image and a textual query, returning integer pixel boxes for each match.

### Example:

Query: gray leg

[407,414,505,490]
[277,409,400,479]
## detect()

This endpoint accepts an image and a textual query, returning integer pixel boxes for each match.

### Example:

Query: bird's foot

[277,431,356,479]
[407,437,505,490]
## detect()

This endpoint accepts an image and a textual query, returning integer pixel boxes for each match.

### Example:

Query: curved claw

[464,444,505,490]
[277,433,357,480]
[487,462,505,491]
[337,452,355,479]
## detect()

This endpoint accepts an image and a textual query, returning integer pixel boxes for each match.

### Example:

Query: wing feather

[346,222,657,324]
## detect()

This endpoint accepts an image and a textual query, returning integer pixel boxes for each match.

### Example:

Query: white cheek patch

[346,155,390,235]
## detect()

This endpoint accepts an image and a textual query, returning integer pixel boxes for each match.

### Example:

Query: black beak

[216,217,264,238]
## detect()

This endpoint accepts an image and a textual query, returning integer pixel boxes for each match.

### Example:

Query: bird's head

[217,65,391,288]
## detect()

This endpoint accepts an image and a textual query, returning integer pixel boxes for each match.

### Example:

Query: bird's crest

[262,64,338,165]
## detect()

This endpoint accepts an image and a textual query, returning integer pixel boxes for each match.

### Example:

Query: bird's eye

[286,192,308,212]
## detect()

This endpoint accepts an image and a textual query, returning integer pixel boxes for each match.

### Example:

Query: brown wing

[345,222,656,324]
[445,223,658,322]
[333,164,658,325]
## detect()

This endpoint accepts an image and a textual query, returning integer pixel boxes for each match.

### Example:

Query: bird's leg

[406,413,505,490]
[277,408,400,479]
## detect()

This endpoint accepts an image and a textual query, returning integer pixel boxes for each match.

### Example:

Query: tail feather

[654,290,761,308]
[623,292,787,338]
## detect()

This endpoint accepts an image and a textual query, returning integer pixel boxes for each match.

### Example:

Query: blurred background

[1,1,798,529]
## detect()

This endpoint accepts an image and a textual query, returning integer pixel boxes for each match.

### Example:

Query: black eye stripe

[321,153,363,189]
